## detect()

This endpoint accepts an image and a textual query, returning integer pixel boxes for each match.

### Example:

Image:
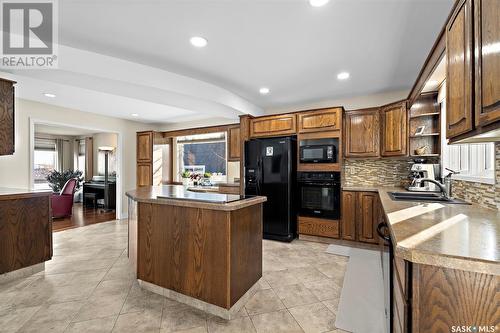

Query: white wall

[0,99,154,218]
[93,132,118,175]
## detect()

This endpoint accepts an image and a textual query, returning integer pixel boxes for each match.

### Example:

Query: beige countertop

[342,185,500,275]
[0,187,52,200]
[126,185,265,211]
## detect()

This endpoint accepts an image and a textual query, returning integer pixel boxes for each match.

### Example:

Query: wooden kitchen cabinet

[341,190,380,244]
[137,131,153,162]
[356,192,379,244]
[297,108,341,133]
[446,0,474,139]
[250,114,296,137]
[227,126,241,161]
[137,163,152,187]
[341,191,357,241]
[0,79,15,156]
[474,0,500,127]
[344,108,380,158]
[380,101,407,157]
[136,131,154,186]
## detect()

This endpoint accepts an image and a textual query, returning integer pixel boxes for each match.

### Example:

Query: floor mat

[326,244,387,333]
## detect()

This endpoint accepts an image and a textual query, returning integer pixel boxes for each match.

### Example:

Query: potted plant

[46,169,84,193]
[181,170,191,186]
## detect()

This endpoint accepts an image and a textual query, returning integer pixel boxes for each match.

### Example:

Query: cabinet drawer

[250,114,297,137]
[298,108,341,133]
[298,216,339,238]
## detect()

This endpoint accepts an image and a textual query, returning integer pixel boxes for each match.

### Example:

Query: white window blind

[443,143,495,184]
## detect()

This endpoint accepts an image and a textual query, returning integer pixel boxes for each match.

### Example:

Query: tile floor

[0,220,351,333]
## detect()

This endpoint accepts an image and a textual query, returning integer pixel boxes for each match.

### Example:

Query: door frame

[29,118,123,219]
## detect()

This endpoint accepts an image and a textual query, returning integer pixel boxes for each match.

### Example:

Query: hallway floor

[52,203,116,232]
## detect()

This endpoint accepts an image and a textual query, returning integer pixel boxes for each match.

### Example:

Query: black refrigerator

[244,136,297,242]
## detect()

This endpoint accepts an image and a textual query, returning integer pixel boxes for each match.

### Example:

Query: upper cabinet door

[344,109,380,158]
[137,131,153,162]
[297,108,341,133]
[228,126,241,161]
[446,0,474,139]
[380,102,407,157]
[250,114,297,137]
[474,0,500,127]
[0,80,15,156]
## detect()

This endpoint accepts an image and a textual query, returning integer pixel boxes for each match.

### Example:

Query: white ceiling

[2,0,454,124]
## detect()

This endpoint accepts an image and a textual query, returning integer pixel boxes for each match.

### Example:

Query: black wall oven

[297,172,340,219]
[299,138,338,163]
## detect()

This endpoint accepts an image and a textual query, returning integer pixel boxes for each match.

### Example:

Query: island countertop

[0,187,52,200]
[343,186,500,275]
[126,185,266,211]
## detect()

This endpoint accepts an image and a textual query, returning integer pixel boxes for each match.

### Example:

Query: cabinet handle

[377,222,390,241]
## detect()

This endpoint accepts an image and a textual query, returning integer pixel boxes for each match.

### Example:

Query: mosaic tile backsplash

[343,157,426,187]
[343,143,499,211]
[451,143,500,211]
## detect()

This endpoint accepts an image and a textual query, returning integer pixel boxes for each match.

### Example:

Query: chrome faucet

[419,178,449,200]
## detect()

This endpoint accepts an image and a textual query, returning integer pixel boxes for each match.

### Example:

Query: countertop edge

[126,190,266,212]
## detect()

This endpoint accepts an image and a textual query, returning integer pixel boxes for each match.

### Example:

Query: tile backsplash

[451,143,500,211]
[342,158,416,187]
[342,143,499,211]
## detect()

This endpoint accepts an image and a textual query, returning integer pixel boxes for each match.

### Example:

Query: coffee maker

[408,159,441,192]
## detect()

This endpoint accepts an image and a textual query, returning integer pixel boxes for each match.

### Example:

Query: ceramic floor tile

[250,310,303,333]
[112,309,162,333]
[322,298,340,315]
[207,316,256,333]
[73,293,127,322]
[0,306,41,333]
[121,293,165,314]
[160,307,207,333]
[263,270,300,289]
[287,267,329,283]
[17,319,69,333]
[66,316,117,333]
[273,284,319,308]
[289,302,336,333]
[244,289,285,316]
[303,278,342,301]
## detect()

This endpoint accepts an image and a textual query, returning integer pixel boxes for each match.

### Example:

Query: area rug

[326,244,387,333]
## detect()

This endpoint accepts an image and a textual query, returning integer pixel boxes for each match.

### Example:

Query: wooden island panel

[0,192,52,274]
[134,200,263,309]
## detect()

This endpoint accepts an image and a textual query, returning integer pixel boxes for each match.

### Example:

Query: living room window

[175,132,227,182]
[33,137,57,189]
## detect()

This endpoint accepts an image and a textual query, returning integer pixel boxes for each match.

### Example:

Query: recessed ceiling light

[337,72,350,80]
[131,113,139,117]
[190,36,208,48]
[309,0,330,7]
[259,87,270,95]
[43,93,56,98]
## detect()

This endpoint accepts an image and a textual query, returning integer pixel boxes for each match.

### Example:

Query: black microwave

[299,138,338,163]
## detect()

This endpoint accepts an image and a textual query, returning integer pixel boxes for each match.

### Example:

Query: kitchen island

[0,187,52,283]
[126,185,266,319]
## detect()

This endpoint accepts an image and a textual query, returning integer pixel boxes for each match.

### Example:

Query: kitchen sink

[388,191,470,204]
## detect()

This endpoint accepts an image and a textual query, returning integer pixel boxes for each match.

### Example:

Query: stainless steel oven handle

[377,222,390,241]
